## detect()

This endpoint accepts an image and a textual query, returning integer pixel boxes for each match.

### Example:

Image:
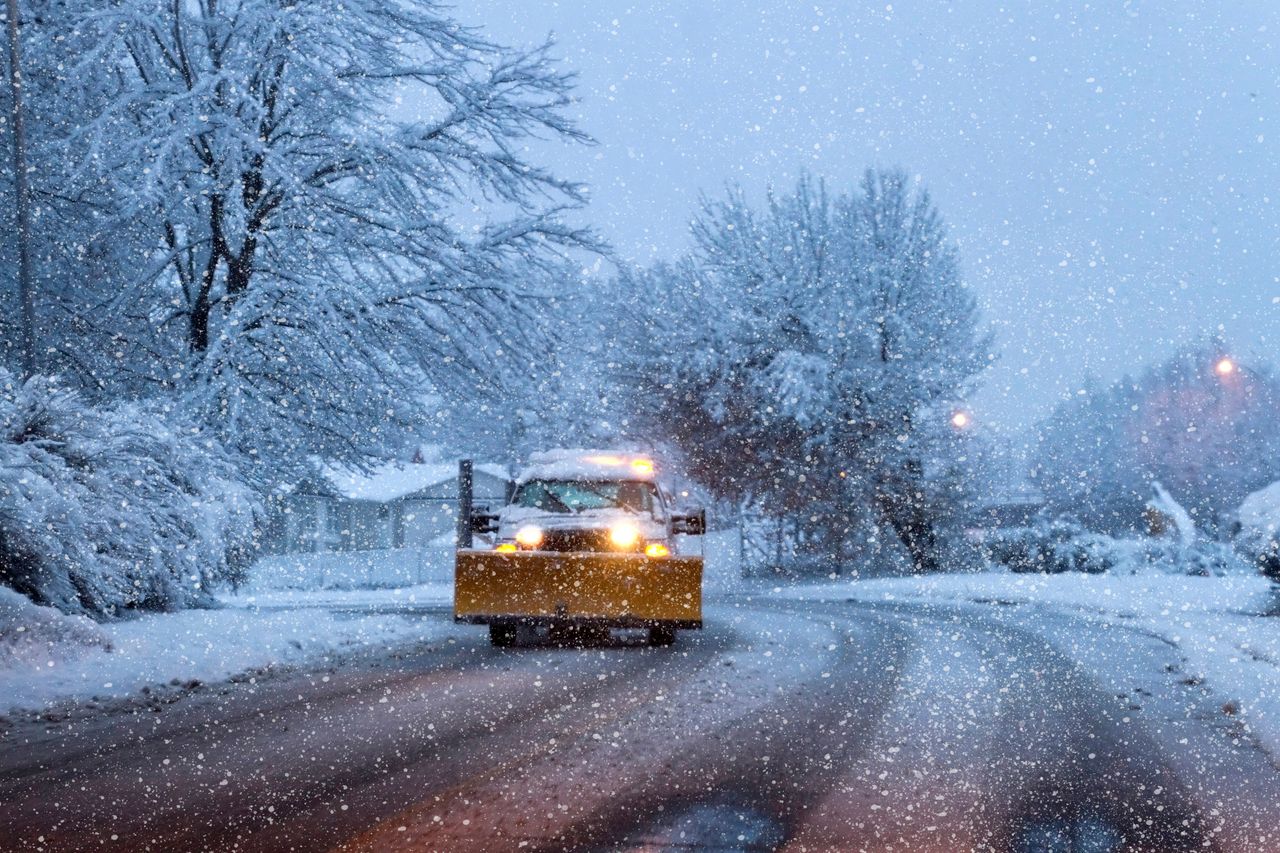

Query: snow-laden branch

[29,0,602,478]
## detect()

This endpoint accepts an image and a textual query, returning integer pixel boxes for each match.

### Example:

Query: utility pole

[456,459,474,549]
[6,0,36,378]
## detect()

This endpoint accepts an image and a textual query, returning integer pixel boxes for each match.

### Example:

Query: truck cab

[455,450,705,647]
[495,455,678,556]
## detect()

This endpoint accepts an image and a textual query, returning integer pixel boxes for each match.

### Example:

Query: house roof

[1239,480,1280,534]
[322,460,508,503]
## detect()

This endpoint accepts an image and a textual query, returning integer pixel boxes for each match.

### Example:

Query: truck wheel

[648,626,676,647]
[489,624,517,647]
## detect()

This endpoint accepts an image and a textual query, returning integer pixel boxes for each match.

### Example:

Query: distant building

[262,454,509,555]
[962,490,1045,540]
[966,497,1044,531]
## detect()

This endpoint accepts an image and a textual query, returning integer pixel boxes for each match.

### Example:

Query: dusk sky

[467,0,1280,430]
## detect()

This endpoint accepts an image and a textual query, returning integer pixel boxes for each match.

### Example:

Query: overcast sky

[465,0,1280,431]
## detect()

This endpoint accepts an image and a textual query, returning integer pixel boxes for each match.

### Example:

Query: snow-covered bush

[0,372,259,616]
[985,519,1253,577]
[985,520,1115,575]
[1234,481,1280,578]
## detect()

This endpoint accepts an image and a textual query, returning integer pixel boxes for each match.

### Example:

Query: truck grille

[539,528,615,553]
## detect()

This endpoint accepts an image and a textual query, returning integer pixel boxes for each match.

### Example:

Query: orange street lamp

[1215,357,1236,377]
[950,410,972,429]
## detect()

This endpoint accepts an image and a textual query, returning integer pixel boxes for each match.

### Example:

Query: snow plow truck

[455,450,706,647]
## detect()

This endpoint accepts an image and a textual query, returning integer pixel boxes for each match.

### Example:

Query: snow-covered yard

[780,571,1280,758]
[0,584,455,717]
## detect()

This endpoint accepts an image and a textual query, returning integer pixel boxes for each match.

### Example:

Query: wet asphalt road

[1,597,1278,852]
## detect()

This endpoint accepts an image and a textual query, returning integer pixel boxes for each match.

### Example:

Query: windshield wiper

[575,483,621,510]
[543,491,574,513]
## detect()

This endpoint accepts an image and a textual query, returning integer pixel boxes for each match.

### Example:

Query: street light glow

[950,411,971,429]
[1215,357,1236,376]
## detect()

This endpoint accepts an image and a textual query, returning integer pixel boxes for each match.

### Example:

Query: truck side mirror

[470,505,500,535]
[671,508,706,536]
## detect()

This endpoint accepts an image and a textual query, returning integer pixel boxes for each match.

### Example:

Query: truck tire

[648,626,676,646]
[489,624,517,647]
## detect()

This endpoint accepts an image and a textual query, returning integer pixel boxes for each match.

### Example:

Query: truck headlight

[609,521,640,549]
[644,542,671,558]
[515,525,544,549]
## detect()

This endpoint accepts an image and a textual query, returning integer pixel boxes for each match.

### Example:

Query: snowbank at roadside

[223,582,453,609]
[0,587,113,670]
[0,589,456,716]
[779,571,1280,758]
[782,570,1274,616]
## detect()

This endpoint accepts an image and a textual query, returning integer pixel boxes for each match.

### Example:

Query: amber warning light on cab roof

[580,453,655,475]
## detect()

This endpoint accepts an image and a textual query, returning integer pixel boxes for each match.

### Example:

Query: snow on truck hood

[499,505,666,535]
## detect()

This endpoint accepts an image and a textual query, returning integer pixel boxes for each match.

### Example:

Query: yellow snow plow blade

[454,550,702,628]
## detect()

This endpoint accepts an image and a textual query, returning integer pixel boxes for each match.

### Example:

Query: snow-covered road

[1,591,1277,851]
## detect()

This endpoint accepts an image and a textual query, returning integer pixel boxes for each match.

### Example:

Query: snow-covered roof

[517,449,657,484]
[1238,480,1280,538]
[323,460,508,503]
[1147,481,1197,546]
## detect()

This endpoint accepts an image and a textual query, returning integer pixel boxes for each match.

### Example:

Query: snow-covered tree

[10,0,598,480]
[1032,343,1280,534]
[0,1,187,386]
[411,261,625,470]
[611,171,988,572]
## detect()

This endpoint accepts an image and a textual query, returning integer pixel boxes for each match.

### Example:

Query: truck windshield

[513,479,657,514]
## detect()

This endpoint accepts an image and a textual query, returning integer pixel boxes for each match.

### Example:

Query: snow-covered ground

[0,584,456,717]
[780,571,1280,758]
